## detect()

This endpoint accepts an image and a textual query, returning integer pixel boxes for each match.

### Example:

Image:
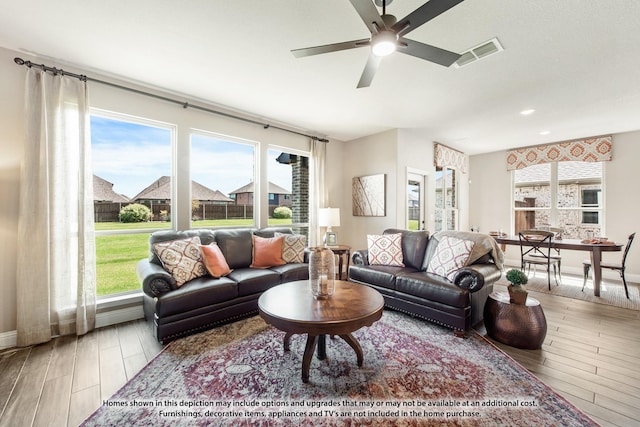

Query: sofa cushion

[426,236,475,280]
[153,236,207,286]
[367,233,404,266]
[349,264,418,290]
[213,228,254,269]
[200,243,232,278]
[155,276,238,317]
[148,229,216,266]
[396,272,470,308]
[251,235,286,268]
[228,268,281,297]
[269,263,309,282]
[383,229,430,270]
[275,232,306,263]
[423,231,504,271]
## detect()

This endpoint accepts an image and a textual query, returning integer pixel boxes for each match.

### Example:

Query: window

[190,132,256,227]
[513,161,603,239]
[267,148,309,236]
[434,166,458,231]
[513,163,551,234]
[91,112,173,297]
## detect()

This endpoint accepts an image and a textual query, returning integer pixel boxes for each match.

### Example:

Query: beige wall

[0,46,344,339]
[0,48,24,339]
[469,133,640,280]
[340,129,471,251]
[340,129,399,251]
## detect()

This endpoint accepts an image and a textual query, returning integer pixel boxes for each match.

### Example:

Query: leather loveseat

[137,227,308,343]
[348,229,503,336]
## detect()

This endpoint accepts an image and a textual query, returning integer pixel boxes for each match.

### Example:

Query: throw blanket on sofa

[435,231,505,271]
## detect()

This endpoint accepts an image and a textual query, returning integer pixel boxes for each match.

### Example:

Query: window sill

[96,291,145,328]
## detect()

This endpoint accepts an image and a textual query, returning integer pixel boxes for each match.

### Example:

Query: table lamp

[318,207,340,246]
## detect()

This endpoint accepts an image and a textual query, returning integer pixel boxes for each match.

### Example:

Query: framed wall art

[352,174,386,217]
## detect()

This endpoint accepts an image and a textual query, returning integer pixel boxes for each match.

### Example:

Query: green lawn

[95,218,294,295]
[96,233,149,296]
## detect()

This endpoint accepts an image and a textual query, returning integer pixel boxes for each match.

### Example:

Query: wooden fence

[94,202,281,222]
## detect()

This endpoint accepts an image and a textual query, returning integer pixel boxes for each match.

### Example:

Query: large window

[190,132,256,227]
[91,112,174,296]
[434,166,458,231]
[513,161,603,239]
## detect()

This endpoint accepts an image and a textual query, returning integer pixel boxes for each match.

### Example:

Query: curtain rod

[14,57,329,143]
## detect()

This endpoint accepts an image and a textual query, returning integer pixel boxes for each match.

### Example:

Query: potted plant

[506,268,529,305]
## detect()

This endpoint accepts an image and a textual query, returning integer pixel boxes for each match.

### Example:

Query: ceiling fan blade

[357,54,382,88]
[398,38,461,66]
[349,0,387,34]
[392,0,465,37]
[291,39,370,58]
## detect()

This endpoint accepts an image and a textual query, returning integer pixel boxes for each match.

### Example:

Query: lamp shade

[318,208,340,228]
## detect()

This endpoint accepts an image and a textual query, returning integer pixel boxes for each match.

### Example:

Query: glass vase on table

[309,247,336,299]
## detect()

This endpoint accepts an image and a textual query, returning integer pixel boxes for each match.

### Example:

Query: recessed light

[539,131,550,136]
[520,109,536,116]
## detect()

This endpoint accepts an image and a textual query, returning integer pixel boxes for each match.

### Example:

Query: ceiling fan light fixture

[371,31,397,57]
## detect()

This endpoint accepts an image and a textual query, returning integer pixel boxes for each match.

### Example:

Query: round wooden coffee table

[258,280,384,383]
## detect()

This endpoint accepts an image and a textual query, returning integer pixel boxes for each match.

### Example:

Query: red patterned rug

[82,311,597,426]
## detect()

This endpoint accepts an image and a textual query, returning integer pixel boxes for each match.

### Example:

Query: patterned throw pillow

[153,236,207,287]
[250,235,286,268]
[275,232,307,263]
[367,233,404,266]
[200,243,232,278]
[426,236,475,281]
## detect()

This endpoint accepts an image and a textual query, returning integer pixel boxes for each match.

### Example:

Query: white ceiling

[2,0,640,155]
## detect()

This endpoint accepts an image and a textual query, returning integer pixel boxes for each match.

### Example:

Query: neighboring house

[93,175,129,203]
[229,181,291,207]
[130,176,233,205]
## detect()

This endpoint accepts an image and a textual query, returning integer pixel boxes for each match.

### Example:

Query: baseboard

[0,330,17,350]
[0,306,144,351]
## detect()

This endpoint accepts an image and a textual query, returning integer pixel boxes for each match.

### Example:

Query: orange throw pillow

[200,244,232,278]
[251,235,286,268]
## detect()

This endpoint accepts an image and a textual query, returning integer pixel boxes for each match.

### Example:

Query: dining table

[493,235,623,297]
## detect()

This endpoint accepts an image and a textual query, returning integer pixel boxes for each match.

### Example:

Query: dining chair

[519,229,561,290]
[529,226,563,277]
[582,232,635,299]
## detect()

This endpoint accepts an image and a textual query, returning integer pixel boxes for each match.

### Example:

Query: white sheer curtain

[309,138,327,247]
[16,68,96,347]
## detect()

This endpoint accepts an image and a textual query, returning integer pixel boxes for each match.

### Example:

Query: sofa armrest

[136,259,176,298]
[351,249,370,266]
[451,264,502,293]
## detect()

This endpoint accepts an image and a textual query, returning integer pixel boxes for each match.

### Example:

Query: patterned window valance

[434,143,467,173]
[506,136,612,171]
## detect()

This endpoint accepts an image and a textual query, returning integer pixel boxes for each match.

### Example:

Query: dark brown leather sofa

[348,229,503,335]
[137,227,308,343]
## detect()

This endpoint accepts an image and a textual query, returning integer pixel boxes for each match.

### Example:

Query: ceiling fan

[291,0,465,88]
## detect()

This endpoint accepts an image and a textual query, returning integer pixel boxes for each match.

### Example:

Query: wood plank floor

[1,288,639,427]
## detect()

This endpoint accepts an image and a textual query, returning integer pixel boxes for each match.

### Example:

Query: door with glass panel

[407,172,426,230]
[434,166,458,231]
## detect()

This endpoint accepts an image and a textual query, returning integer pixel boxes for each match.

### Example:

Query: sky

[91,115,293,199]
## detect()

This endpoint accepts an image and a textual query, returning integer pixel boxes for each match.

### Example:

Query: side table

[483,292,547,349]
[327,245,351,280]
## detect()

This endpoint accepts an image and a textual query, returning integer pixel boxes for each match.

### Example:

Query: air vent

[453,37,503,68]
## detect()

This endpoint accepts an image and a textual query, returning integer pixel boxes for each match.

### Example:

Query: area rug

[82,312,597,427]
[496,270,640,310]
